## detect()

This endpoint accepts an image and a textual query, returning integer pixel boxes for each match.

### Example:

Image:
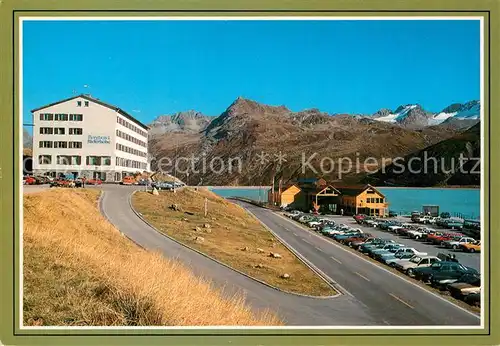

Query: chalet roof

[334,184,386,198]
[315,185,341,195]
[31,94,149,130]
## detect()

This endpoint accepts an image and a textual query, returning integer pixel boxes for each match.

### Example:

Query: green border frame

[1,1,498,345]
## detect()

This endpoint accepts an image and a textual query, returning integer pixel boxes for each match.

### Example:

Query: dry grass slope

[23,189,281,326]
[132,188,336,296]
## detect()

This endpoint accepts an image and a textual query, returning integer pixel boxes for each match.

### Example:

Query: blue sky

[23,19,480,125]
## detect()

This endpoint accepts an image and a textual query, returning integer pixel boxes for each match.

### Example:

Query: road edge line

[274,211,481,320]
[233,201,354,298]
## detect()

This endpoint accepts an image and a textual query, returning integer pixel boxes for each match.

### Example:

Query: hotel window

[71,156,81,165]
[38,155,51,164]
[68,141,82,149]
[69,128,83,135]
[56,155,71,165]
[39,127,53,135]
[54,128,65,135]
[77,101,82,107]
[53,141,67,148]
[102,156,111,166]
[86,156,98,165]
[69,114,83,121]
[39,113,54,121]
[39,141,53,148]
[84,101,89,107]
[55,113,68,121]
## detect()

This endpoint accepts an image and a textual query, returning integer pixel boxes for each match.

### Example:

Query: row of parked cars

[283,210,481,307]
[151,181,185,190]
[23,175,53,185]
[49,177,103,188]
[354,215,481,253]
[410,212,466,230]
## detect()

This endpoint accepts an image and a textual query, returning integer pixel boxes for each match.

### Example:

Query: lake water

[209,187,481,220]
[378,188,480,220]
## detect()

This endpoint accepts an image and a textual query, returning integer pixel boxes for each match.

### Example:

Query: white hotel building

[31,94,150,182]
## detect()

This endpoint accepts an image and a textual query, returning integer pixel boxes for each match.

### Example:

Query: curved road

[100,185,480,326]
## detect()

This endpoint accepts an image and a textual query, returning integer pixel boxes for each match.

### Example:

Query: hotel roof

[31,94,149,130]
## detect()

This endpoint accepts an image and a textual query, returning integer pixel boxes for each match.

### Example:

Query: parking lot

[292,214,480,272]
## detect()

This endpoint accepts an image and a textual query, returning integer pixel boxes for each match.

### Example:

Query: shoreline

[208,186,480,190]
[376,186,480,190]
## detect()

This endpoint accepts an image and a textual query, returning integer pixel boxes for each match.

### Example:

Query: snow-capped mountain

[451,100,480,119]
[372,100,480,127]
[372,105,419,123]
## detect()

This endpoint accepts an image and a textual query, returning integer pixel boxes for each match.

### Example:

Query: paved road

[233,201,480,326]
[92,185,479,325]
[22,184,51,194]
[308,215,480,272]
[99,185,379,326]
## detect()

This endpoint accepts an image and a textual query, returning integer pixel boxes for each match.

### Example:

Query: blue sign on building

[87,135,111,144]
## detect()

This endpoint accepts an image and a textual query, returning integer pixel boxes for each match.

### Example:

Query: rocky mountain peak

[149,110,212,135]
[226,96,291,117]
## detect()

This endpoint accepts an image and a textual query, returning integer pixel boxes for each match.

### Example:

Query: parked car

[152,182,173,190]
[353,214,368,223]
[299,216,314,224]
[444,273,480,297]
[413,261,478,283]
[406,227,434,240]
[394,255,441,277]
[388,210,398,217]
[85,178,103,185]
[444,219,464,230]
[364,219,379,228]
[460,240,481,253]
[24,176,37,185]
[350,237,377,250]
[315,221,336,232]
[384,250,426,266]
[50,179,76,188]
[425,217,438,224]
[333,230,364,242]
[359,239,396,254]
[388,224,404,233]
[442,236,476,250]
[416,215,432,224]
[307,218,325,228]
[378,220,397,230]
[427,232,464,246]
[377,247,428,263]
[340,233,372,247]
[369,243,405,259]
[396,224,419,236]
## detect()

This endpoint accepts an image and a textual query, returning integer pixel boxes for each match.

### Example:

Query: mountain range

[370,101,480,128]
[148,97,481,187]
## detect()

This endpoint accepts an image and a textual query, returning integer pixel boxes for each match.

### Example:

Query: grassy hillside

[23,189,281,326]
[132,187,336,296]
[364,124,480,187]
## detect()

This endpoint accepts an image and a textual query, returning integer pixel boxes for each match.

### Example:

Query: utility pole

[173,138,178,193]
